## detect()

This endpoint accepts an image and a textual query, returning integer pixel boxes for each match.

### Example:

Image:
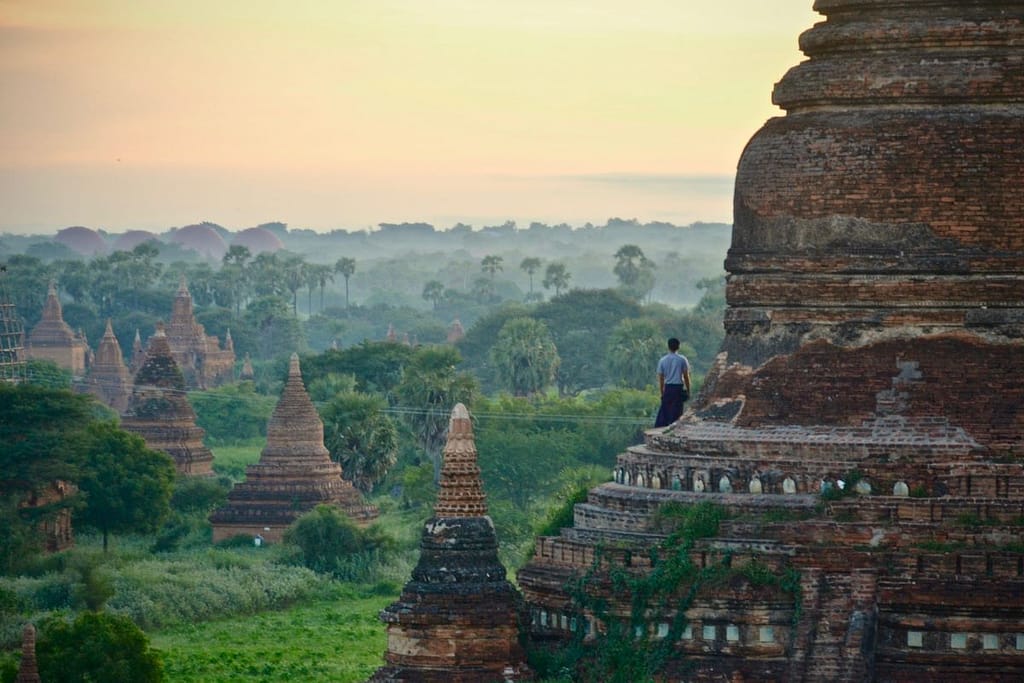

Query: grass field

[151,587,392,682]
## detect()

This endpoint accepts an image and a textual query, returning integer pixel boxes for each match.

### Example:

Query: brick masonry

[518,2,1024,680]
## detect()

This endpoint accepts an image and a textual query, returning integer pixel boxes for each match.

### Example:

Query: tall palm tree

[520,257,542,298]
[335,257,356,309]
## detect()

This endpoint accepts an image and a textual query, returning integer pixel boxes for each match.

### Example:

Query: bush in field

[284,505,391,580]
[37,611,163,683]
[104,551,324,630]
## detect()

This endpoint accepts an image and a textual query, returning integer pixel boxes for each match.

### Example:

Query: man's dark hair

[667,338,680,351]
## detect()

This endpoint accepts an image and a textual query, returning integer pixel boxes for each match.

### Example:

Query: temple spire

[434,403,488,518]
[15,624,41,683]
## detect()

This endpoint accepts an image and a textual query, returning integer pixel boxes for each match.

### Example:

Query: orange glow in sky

[0,1,820,232]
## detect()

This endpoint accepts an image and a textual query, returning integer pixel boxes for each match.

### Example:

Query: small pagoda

[371,403,532,683]
[210,353,377,543]
[84,319,132,413]
[121,322,214,476]
[26,281,87,376]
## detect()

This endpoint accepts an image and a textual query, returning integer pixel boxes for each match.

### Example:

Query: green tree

[189,383,275,444]
[519,256,542,299]
[491,317,560,397]
[76,422,176,552]
[395,346,477,481]
[542,262,571,297]
[321,392,398,494]
[612,244,650,287]
[243,295,304,360]
[281,253,307,316]
[606,318,664,389]
[3,254,51,326]
[301,342,414,397]
[335,257,357,309]
[534,289,643,394]
[0,384,93,572]
[481,254,503,280]
[422,280,444,310]
[284,504,388,578]
[37,612,163,683]
[310,263,335,312]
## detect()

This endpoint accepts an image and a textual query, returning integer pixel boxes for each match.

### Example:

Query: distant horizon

[0,172,736,236]
[1,2,818,235]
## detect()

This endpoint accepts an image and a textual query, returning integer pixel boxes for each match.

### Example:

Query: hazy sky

[0,1,819,234]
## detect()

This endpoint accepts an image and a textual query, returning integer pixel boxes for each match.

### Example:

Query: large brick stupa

[121,322,214,476]
[518,2,1024,681]
[371,403,532,683]
[209,353,377,543]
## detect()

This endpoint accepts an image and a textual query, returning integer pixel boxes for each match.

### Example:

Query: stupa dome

[54,226,107,256]
[168,224,228,260]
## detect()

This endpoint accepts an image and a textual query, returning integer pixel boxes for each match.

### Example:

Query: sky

[0,1,820,234]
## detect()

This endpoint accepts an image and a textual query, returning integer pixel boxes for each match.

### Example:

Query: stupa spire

[41,280,61,321]
[85,317,132,413]
[15,623,40,683]
[372,402,531,682]
[434,403,487,518]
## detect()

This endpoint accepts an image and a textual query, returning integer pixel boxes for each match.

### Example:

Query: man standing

[654,337,691,428]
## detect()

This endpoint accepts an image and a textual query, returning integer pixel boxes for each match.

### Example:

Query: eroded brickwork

[372,404,532,683]
[121,323,215,476]
[518,1,1024,680]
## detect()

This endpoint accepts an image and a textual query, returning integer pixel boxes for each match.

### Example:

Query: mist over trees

[0,216,733,680]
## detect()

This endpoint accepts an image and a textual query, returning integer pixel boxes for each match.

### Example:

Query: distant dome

[168,224,228,260]
[232,227,284,254]
[54,226,107,256]
[112,230,160,252]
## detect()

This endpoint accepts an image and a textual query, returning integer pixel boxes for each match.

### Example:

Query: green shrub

[37,611,163,683]
[283,505,392,580]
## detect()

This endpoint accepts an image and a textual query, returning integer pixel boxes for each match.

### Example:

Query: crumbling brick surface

[517,1,1024,679]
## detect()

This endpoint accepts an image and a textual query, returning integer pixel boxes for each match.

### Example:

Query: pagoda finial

[41,279,63,321]
[433,403,488,517]
[15,623,41,683]
[154,321,166,337]
[178,273,188,294]
[103,318,115,337]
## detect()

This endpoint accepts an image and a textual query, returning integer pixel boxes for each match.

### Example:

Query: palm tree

[335,257,356,309]
[519,257,542,298]
[313,264,335,312]
[481,254,503,280]
[282,254,307,316]
[542,262,571,297]
[422,280,444,310]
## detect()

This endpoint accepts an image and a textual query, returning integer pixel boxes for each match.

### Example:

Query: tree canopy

[75,422,177,551]
[490,317,560,397]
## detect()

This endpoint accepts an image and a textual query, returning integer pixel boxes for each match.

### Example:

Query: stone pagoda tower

[121,322,214,476]
[371,404,532,683]
[518,2,1024,681]
[165,275,235,389]
[26,281,87,376]
[84,319,132,413]
[210,353,377,543]
[15,624,41,683]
